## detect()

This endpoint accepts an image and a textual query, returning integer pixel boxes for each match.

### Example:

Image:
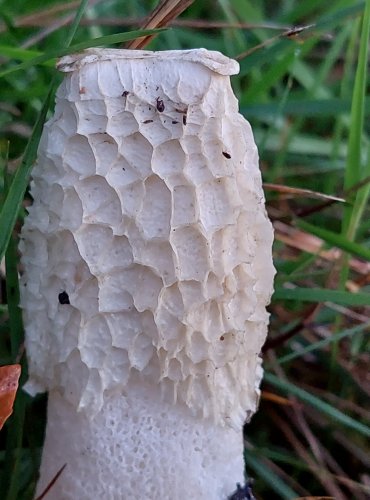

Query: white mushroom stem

[20,49,275,499]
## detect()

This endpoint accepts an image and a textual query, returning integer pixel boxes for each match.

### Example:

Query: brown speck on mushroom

[172,120,179,125]
[142,119,154,124]
[122,91,129,97]
[220,336,225,341]
[156,97,165,112]
[222,152,231,159]
[79,87,86,94]
[182,115,187,125]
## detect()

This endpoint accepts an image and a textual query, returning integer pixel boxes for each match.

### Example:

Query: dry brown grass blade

[267,355,349,499]
[293,497,334,499]
[296,174,370,217]
[271,409,346,499]
[261,390,296,406]
[273,220,370,276]
[292,405,363,499]
[263,303,318,352]
[264,183,345,202]
[0,1,80,29]
[244,439,311,497]
[125,0,195,49]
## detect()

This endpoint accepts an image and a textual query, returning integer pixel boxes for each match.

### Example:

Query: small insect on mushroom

[58,291,70,305]
[156,97,165,112]
[228,480,256,500]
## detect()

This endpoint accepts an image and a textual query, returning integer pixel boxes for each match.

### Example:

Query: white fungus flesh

[20,49,275,499]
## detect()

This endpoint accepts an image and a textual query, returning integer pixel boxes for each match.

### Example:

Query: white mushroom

[20,48,275,499]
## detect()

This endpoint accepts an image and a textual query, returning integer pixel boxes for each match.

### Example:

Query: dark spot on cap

[122,91,129,97]
[220,336,225,341]
[222,152,231,159]
[142,119,153,124]
[172,120,179,124]
[182,115,187,125]
[156,98,165,113]
[58,291,70,305]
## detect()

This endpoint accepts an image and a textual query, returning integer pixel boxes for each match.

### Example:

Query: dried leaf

[0,364,21,430]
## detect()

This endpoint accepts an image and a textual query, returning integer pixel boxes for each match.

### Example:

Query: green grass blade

[350,145,370,239]
[242,96,370,118]
[0,28,166,78]
[297,219,370,261]
[0,0,92,260]
[243,49,297,102]
[1,390,27,500]
[314,1,365,30]
[0,2,91,498]
[4,181,24,362]
[245,452,298,499]
[1,150,27,500]
[339,0,370,290]
[277,322,370,365]
[342,0,370,200]
[65,0,89,47]
[0,84,55,261]
[264,372,370,438]
[252,448,308,470]
[0,46,47,62]
[274,287,370,306]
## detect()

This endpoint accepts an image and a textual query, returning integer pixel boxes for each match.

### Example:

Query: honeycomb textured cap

[20,48,275,429]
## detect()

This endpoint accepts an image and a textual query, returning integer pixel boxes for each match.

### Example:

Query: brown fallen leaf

[0,364,21,430]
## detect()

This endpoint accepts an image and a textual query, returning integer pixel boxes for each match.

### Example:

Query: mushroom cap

[20,48,275,428]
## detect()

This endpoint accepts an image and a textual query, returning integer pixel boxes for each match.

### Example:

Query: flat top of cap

[57,48,239,76]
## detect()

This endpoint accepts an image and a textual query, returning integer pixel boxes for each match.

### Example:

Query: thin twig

[236,24,320,60]
[34,464,67,500]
